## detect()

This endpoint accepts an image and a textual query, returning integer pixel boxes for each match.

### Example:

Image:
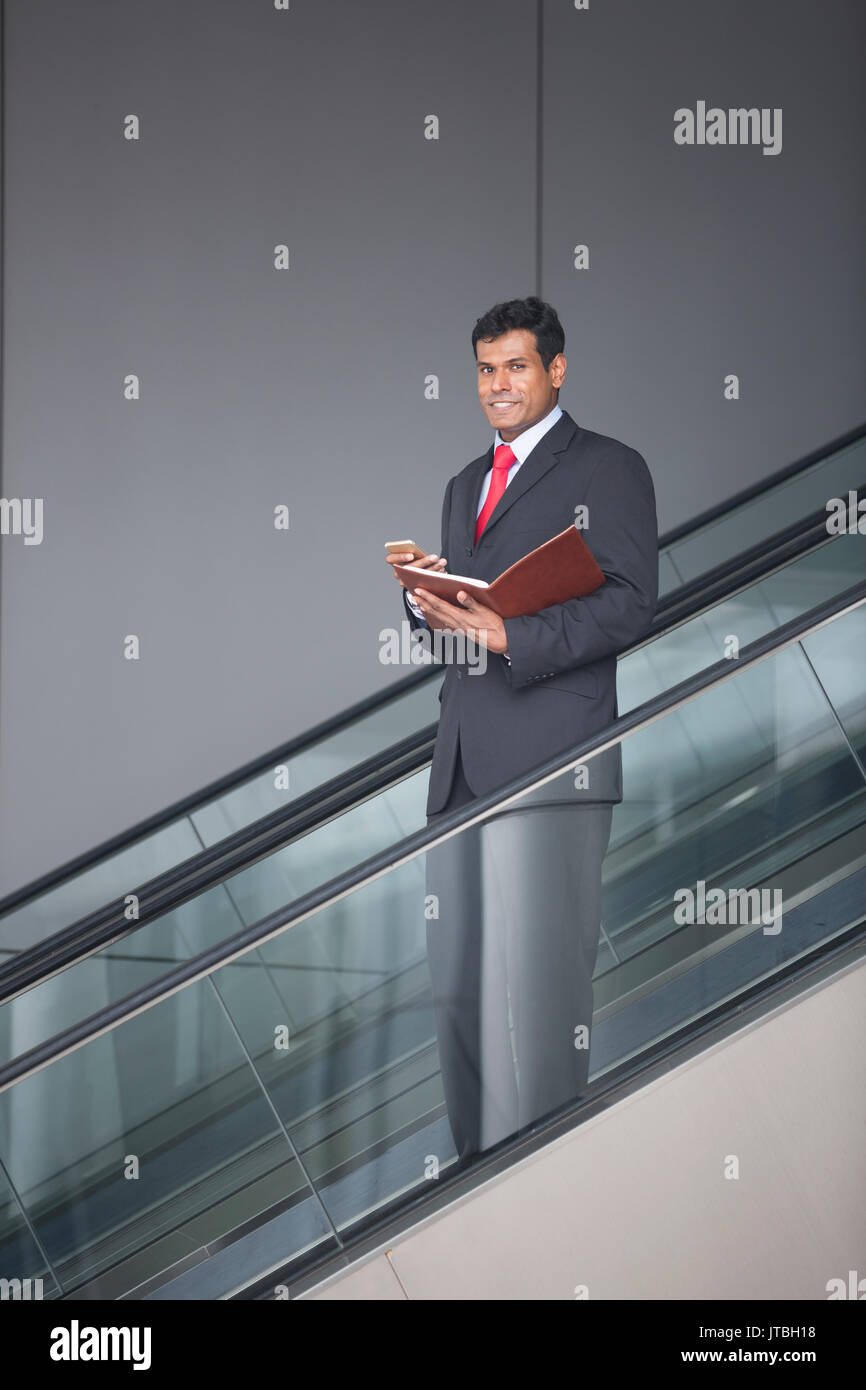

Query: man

[387,297,658,1159]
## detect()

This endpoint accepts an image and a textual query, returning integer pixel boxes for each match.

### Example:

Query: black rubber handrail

[654,498,862,626]
[0,665,435,919]
[656,419,865,547]
[1,489,857,1004]
[0,726,438,1004]
[2,576,862,1096]
[0,426,861,920]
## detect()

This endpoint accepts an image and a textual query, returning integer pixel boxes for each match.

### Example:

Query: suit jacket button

[465,546,472,556]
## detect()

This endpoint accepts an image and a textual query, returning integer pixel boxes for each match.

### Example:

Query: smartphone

[385,540,428,562]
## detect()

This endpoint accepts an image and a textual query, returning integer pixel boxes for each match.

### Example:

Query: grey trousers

[426,745,613,1159]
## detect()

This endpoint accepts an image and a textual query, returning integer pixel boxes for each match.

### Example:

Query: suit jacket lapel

[468,446,493,532]
[451,445,493,558]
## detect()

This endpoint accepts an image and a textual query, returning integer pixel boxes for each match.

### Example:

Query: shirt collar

[494,402,563,464]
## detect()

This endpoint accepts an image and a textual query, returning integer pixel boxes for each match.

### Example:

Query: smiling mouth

[490,401,519,409]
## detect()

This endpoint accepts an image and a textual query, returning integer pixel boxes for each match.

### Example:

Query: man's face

[476,328,566,442]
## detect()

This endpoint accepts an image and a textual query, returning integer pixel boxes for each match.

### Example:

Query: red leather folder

[395,525,605,628]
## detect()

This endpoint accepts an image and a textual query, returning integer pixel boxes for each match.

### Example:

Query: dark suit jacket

[407,408,659,816]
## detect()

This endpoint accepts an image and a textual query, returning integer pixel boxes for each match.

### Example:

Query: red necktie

[474,443,516,543]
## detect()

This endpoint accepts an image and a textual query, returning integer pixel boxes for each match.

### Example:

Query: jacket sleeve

[402,475,455,632]
[502,446,658,689]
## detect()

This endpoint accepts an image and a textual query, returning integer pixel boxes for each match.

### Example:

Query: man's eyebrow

[477,357,529,367]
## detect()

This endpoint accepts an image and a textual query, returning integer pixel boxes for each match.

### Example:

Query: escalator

[1,421,863,959]
[0,428,864,1299]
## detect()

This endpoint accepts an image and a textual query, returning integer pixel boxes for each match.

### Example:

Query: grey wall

[1,0,864,897]
[542,0,866,520]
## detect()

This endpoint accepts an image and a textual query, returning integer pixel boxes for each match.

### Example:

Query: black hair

[471,296,565,371]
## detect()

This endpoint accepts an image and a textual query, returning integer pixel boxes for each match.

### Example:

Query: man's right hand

[386,551,448,586]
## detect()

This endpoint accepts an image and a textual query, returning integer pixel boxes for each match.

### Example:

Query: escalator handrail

[0,726,438,1003]
[0,434,861,921]
[0,667,435,920]
[1,576,863,1096]
[0,493,856,1002]
[654,502,857,623]
[656,419,865,547]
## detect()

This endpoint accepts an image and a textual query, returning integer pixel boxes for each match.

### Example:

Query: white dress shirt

[406,402,563,629]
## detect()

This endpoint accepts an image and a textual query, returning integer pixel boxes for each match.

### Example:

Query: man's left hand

[413,588,508,655]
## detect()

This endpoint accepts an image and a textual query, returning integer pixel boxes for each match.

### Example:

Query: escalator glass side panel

[801,604,866,771]
[3,599,863,1299]
[1,537,861,1057]
[0,978,336,1295]
[0,681,440,956]
[190,681,440,847]
[659,435,865,592]
[3,432,860,950]
[0,819,205,963]
[0,1163,61,1300]
[204,614,865,1238]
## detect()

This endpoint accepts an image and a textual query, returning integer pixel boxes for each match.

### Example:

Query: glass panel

[606,640,866,964]
[4,434,860,973]
[3,535,861,1059]
[0,775,434,1061]
[0,981,334,1297]
[618,533,864,714]
[0,678,440,956]
[0,1164,60,1300]
[801,603,866,770]
[0,819,204,960]
[656,548,683,598]
[201,606,866,1234]
[190,679,440,845]
[0,884,246,1060]
[225,769,429,916]
[756,533,866,624]
[4,437,861,961]
[3,599,863,1291]
[662,436,865,587]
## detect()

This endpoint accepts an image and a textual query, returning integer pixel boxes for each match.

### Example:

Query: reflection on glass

[0,981,334,1295]
[1,600,863,1294]
[802,604,866,769]
[195,606,866,1239]
[0,1163,60,1299]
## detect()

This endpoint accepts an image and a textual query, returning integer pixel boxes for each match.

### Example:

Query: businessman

[388,297,658,1159]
